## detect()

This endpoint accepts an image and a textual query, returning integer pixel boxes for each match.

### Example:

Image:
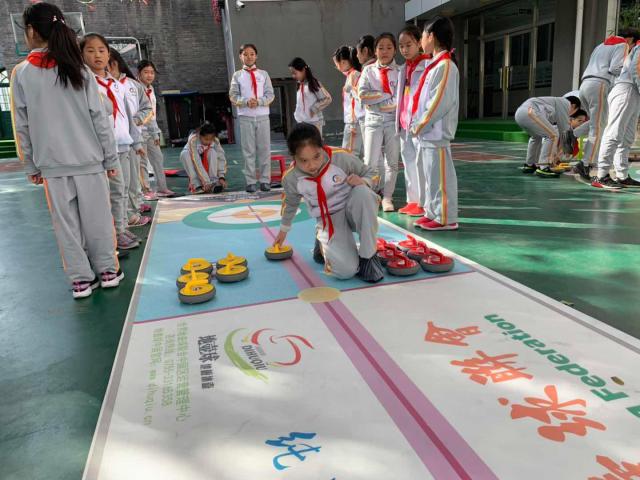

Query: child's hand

[248,98,258,108]
[107,169,118,178]
[154,139,160,146]
[28,173,43,185]
[273,230,287,247]
[136,148,146,158]
[346,174,364,186]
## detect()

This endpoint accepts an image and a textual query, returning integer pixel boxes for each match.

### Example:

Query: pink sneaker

[139,203,152,213]
[156,189,175,197]
[128,215,151,228]
[418,220,459,231]
[143,191,158,201]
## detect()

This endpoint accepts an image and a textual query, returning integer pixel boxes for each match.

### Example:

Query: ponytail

[288,57,321,93]
[109,48,136,80]
[23,3,85,89]
[357,35,376,60]
[424,16,457,65]
[333,45,361,71]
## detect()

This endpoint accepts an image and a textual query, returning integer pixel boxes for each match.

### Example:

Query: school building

[0,0,637,148]
[405,0,632,123]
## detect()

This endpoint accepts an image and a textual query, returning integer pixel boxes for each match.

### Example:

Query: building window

[0,70,10,112]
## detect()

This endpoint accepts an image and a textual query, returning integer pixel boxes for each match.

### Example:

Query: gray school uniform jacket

[140,84,162,140]
[523,97,572,133]
[10,57,118,178]
[410,52,460,146]
[395,56,429,134]
[118,75,153,132]
[229,66,275,118]
[358,60,400,123]
[180,133,227,183]
[581,37,629,84]
[280,147,374,232]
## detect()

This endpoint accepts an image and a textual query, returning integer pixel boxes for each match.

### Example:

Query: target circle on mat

[183,202,308,230]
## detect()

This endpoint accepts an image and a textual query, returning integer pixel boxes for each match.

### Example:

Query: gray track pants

[140,135,168,192]
[342,122,363,158]
[44,173,118,283]
[316,185,379,280]
[417,143,458,225]
[239,115,271,185]
[580,77,610,167]
[363,115,400,199]
[597,82,640,179]
[108,152,127,234]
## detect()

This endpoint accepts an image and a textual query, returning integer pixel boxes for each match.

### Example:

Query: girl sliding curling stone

[273,123,385,283]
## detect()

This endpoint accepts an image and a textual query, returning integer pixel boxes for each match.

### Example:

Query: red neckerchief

[244,65,258,98]
[118,75,127,85]
[145,88,152,100]
[27,51,56,69]
[95,76,119,126]
[200,144,212,172]
[378,65,392,94]
[405,53,432,84]
[604,36,627,45]
[304,146,335,239]
[411,51,451,118]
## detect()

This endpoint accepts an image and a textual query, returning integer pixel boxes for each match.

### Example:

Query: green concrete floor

[1,139,639,480]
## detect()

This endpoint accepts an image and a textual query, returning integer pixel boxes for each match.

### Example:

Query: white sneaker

[381,197,395,212]
[101,269,124,288]
[72,277,99,299]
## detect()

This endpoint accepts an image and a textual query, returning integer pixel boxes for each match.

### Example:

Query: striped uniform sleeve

[310,82,332,114]
[134,80,153,127]
[411,60,454,136]
[280,167,302,232]
[609,43,628,77]
[9,63,38,176]
[333,150,375,188]
[229,71,247,107]
[84,68,119,171]
[258,70,275,107]
[358,66,392,105]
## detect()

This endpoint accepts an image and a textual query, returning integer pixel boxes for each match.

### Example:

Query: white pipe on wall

[572,0,584,90]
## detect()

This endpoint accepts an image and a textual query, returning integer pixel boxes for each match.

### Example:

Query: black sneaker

[356,255,385,283]
[617,176,640,188]
[212,184,223,194]
[591,175,622,190]
[521,163,536,174]
[313,238,324,264]
[573,162,591,181]
[535,166,560,178]
[259,182,271,192]
[246,184,257,193]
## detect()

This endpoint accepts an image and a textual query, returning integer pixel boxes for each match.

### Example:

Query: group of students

[10,3,173,298]
[11,1,462,294]
[267,18,461,283]
[516,28,640,190]
[229,18,461,238]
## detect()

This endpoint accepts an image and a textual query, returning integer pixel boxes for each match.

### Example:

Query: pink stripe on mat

[253,207,497,479]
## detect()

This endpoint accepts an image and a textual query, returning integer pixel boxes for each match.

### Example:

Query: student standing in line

[11,3,122,298]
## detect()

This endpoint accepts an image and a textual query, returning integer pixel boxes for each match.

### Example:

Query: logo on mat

[225,328,314,382]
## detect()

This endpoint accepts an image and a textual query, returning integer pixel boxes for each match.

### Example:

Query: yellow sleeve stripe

[414,60,451,134]
[9,62,27,163]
